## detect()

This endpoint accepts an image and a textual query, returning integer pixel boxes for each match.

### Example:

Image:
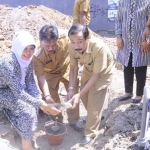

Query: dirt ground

[0,5,150,150]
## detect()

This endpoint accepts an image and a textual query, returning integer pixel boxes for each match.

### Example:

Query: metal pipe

[136,86,150,148]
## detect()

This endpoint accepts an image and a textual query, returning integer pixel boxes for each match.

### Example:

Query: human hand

[68,93,80,109]
[40,103,60,115]
[142,26,150,42]
[116,36,124,50]
[140,41,150,54]
[48,103,61,115]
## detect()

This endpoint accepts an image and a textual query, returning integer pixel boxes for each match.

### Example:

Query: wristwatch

[43,95,51,100]
[68,87,74,90]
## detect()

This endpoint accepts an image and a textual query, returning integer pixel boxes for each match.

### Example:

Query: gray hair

[68,24,89,39]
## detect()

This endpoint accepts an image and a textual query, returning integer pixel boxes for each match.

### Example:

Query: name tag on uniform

[46,60,52,64]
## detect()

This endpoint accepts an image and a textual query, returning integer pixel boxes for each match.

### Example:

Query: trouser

[124,53,147,96]
[47,77,79,124]
[81,83,108,138]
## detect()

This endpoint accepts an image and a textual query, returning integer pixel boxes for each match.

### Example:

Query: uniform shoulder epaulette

[34,48,42,57]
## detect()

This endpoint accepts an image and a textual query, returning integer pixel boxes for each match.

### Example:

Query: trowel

[56,102,72,111]
[51,117,60,132]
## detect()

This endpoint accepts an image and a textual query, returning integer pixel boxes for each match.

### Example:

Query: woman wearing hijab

[0,31,60,150]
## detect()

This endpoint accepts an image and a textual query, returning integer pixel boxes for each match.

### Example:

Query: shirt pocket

[84,61,93,72]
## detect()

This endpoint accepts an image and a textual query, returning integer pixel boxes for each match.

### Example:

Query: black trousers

[124,53,147,96]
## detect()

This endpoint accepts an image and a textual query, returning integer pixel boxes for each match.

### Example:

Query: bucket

[44,121,67,146]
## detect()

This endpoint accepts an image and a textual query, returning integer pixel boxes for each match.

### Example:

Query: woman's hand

[116,36,124,50]
[141,26,150,54]
[40,102,60,115]
[140,41,150,54]
[68,93,80,109]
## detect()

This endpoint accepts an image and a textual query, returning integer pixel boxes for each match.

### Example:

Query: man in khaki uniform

[67,24,115,145]
[73,0,90,25]
[33,25,82,131]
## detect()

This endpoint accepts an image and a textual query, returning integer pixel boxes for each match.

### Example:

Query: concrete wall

[0,0,115,31]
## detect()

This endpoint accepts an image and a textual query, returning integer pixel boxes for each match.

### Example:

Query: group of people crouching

[0,24,115,149]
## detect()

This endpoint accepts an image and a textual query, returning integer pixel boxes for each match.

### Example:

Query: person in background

[33,25,82,131]
[115,0,150,103]
[73,0,90,25]
[0,30,60,150]
[67,24,115,146]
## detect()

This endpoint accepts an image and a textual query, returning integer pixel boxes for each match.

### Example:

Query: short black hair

[68,24,89,39]
[39,24,58,41]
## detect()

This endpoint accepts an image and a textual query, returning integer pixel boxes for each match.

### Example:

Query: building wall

[0,0,115,31]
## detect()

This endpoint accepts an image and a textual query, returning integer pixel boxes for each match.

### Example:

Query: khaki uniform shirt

[69,38,115,91]
[33,35,70,89]
[73,0,91,25]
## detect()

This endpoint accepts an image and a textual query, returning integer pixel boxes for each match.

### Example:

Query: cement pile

[0,4,72,58]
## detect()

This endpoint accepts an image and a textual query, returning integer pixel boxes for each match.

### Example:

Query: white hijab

[11,30,36,85]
